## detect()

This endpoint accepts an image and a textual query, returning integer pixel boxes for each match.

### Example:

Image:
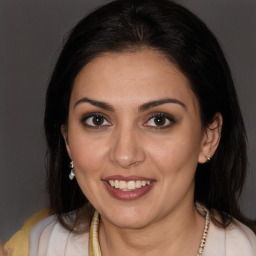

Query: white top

[29,214,256,256]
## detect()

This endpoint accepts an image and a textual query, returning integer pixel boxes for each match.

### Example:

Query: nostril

[108,129,146,168]
[109,146,146,169]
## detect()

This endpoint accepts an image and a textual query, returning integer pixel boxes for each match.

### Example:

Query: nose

[109,126,146,169]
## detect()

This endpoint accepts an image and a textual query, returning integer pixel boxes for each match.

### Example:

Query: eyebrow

[73,97,114,111]
[73,97,186,112]
[138,98,186,112]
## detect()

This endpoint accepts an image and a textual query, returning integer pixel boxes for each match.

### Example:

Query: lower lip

[103,181,155,200]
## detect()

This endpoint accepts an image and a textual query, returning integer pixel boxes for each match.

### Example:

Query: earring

[206,157,211,163]
[69,160,75,180]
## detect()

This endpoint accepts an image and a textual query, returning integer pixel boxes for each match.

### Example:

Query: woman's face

[63,50,214,229]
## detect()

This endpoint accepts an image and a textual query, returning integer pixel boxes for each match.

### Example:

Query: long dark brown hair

[44,0,255,232]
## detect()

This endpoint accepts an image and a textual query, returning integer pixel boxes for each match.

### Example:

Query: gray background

[0,0,255,242]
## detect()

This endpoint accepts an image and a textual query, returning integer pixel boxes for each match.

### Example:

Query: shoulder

[4,210,89,256]
[225,218,256,255]
[29,213,89,256]
[205,214,256,256]
[3,209,50,256]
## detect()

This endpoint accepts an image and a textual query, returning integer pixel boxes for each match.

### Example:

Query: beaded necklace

[89,205,210,256]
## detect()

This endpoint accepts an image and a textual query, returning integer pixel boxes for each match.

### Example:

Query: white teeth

[109,180,115,186]
[119,181,126,189]
[114,180,119,189]
[135,180,142,188]
[108,180,151,191]
[127,181,135,189]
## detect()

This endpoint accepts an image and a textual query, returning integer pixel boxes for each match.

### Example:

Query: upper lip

[103,175,154,182]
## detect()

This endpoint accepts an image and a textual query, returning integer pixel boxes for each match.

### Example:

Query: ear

[198,113,223,164]
[61,124,72,158]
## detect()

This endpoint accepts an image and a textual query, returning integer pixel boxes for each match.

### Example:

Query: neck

[98,201,205,256]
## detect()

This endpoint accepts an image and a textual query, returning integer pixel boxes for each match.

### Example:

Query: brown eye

[92,115,104,125]
[144,113,174,129]
[153,116,166,126]
[83,114,111,127]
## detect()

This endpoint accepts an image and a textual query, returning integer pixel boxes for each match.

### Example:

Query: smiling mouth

[108,180,152,191]
[103,175,155,200]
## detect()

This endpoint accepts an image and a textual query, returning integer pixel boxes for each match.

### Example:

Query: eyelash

[81,112,111,129]
[81,112,175,130]
[144,113,175,130]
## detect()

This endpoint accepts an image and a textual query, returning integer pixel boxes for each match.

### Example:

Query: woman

[4,0,256,255]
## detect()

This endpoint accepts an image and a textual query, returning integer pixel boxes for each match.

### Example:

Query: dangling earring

[69,160,75,180]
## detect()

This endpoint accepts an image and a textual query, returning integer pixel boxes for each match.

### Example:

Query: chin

[102,207,155,229]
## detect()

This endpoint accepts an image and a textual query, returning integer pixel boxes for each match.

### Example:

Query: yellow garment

[3,209,50,256]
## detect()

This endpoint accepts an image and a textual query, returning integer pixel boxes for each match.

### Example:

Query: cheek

[68,130,109,176]
[67,134,109,203]
[149,135,201,168]
[146,125,203,182]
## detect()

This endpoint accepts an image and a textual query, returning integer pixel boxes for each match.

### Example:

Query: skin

[62,49,222,256]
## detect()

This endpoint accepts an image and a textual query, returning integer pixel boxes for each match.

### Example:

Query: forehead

[71,50,198,111]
